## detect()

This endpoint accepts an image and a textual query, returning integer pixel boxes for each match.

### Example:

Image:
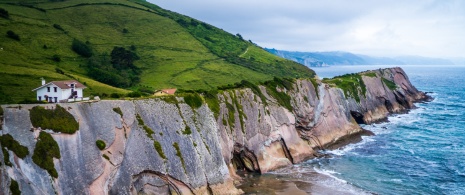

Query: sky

[147,0,465,58]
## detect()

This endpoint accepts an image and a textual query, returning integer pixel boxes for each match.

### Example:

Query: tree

[6,30,20,41]
[110,46,139,70]
[71,39,92,57]
[0,8,9,19]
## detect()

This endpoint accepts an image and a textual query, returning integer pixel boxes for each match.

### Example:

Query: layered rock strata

[0,67,428,194]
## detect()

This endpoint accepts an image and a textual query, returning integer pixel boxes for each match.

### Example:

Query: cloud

[148,0,465,58]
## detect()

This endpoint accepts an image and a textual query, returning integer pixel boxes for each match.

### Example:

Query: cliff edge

[0,67,429,194]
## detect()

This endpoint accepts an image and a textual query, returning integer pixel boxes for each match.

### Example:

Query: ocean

[240,65,465,195]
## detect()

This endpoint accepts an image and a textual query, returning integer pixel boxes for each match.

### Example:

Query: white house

[32,78,86,103]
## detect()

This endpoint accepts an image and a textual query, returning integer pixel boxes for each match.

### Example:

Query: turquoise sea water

[311,65,465,194]
[261,65,465,195]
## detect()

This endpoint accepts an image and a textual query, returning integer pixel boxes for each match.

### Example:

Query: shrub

[173,142,186,171]
[32,132,61,178]
[127,91,141,98]
[6,30,20,41]
[0,8,9,19]
[0,134,29,159]
[52,55,61,62]
[154,141,166,159]
[71,39,92,57]
[264,78,293,111]
[182,126,192,135]
[110,93,121,98]
[10,179,20,195]
[2,147,12,166]
[204,90,219,118]
[53,24,64,31]
[183,93,202,109]
[112,107,123,117]
[55,68,64,74]
[0,106,3,115]
[96,140,106,150]
[30,105,79,134]
[382,78,397,90]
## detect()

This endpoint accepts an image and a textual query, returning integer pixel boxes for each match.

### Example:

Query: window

[47,87,50,92]
[54,87,57,92]
[38,96,42,101]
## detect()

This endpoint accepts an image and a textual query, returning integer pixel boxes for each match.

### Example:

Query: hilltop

[0,0,314,103]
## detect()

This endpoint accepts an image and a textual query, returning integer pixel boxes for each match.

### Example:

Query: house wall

[36,84,62,102]
[36,84,84,102]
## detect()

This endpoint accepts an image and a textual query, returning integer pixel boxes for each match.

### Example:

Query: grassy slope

[0,0,314,103]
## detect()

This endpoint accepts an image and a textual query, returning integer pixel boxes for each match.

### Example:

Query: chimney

[41,78,46,85]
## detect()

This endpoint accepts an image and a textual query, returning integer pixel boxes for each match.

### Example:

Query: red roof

[158,88,177,95]
[32,80,86,91]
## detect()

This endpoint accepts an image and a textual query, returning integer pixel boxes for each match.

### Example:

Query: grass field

[0,0,314,103]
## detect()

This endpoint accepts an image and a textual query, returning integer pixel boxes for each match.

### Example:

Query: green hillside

[0,0,315,104]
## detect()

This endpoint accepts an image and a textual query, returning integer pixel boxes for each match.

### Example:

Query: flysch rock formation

[0,67,429,194]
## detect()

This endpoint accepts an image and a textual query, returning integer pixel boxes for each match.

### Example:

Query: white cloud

[148,0,465,58]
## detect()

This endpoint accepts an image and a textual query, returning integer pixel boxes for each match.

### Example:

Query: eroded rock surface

[0,67,427,194]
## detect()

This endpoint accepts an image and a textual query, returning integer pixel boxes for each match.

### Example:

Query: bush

[6,30,20,41]
[52,55,61,62]
[0,134,29,159]
[10,179,20,195]
[96,140,106,150]
[55,68,64,74]
[30,105,79,134]
[2,147,12,166]
[0,8,9,19]
[110,93,121,98]
[32,132,61,178]
[53,24,64,31]
[127,91,141,98]
[382,78,397,90]
[112,107,123,117]
[0,106,3,116]
[71,39,92,57]
[183,93,203,109]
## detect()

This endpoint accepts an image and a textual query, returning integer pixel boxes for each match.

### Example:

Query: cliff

[0,67,429,194]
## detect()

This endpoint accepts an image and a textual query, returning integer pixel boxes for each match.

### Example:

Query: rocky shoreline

[0,67,429,194]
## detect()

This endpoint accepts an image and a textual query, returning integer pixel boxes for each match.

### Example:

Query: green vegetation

[10,179,21,195]
[203,90,220,118]
[102,154,110,161]
[32,132,61,178]
[136,114,166,159]
[71,39,92,57]
[382,78,397,90]
[0,7,9,19]
[153,141,166,159]
[309,78,319,99]
[30,105,79,134]
[0,106,3,115]
[2,147,12,166]
[112,107,123,117]
[322,73,367,103]
[172,142,186,172]
[0,134,29,158]
[363,72,377,78]
[263,78,294,111]
[229,92,247,133]
[182,126,192,135]
[0,0,314,104]
[6,30,20,41]
[96,140,106,150]
[182,93,203,109]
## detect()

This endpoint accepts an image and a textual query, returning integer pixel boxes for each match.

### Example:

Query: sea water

[241,65,465,194]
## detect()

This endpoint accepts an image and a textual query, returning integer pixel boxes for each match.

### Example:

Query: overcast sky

[148,0,465,58]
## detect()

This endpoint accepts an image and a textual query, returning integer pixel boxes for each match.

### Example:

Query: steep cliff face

[0,67,428,194]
